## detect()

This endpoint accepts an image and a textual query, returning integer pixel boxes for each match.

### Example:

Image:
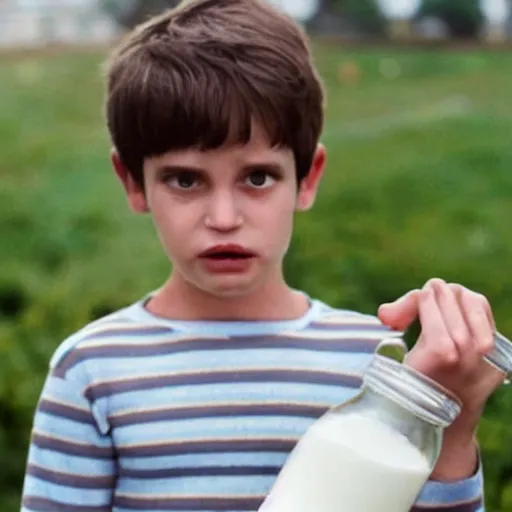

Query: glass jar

[486,331,512,377]
[260,342,462,512]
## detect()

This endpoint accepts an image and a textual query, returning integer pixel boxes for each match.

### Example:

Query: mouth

[199,244,256,260]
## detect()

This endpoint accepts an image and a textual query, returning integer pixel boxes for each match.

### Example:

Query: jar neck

[364,355,462,428]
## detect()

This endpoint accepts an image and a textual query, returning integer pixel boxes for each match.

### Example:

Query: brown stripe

[27,464,116,489]
[55,335,382,376]
[38,400,95,425]
[308,322,393,332]
[114,494,264,511]
[119,465,280,479]
[32,433,114,459]
[411,499,482,512]
[22,496,111,512]
[52,326,174,377]
[110,402,327,427]
[117,437,296,457]
[85,369,362,401]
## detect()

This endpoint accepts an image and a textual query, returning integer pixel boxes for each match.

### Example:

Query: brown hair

[105,0,325,187]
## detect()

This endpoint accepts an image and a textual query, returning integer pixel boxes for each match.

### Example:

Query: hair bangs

[107,50,292,184]
[105,0,325,186]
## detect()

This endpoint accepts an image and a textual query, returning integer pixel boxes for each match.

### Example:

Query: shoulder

[307,299,407,353]
[309,299,394,331]
[48,302,173,378]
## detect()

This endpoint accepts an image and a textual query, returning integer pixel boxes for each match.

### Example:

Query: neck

[146,272,309,322]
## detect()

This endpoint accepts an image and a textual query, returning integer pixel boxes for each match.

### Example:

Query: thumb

[378,289,421,331]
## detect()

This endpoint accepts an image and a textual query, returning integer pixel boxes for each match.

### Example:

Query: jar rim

[485,331,512,374]
[364,354,462,427]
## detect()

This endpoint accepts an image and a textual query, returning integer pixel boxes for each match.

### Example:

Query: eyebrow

[241,162,285,174]
[155,162,286,175]
[155,165,204,175]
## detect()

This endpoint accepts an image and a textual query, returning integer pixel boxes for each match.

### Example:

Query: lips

[199,244,256,260]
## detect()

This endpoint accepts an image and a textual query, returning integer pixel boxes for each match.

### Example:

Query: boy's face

[113,124,326,298]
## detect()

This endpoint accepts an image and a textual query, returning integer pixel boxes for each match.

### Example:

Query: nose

[204,190,242,232]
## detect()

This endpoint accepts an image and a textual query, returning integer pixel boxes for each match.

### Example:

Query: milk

[261,413,431,512]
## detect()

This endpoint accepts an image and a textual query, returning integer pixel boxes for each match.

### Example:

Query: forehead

[146,123,294,173]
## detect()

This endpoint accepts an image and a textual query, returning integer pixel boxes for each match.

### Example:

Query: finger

[449,283,496,331]
[418,281,458,365]
[378,289,421,331]
[431,280,478,371]
[455,286,494,357]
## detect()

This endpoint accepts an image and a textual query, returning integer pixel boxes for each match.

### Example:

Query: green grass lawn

[2,42,512,510]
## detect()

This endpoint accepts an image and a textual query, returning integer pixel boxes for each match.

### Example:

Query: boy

[21,0,505,510]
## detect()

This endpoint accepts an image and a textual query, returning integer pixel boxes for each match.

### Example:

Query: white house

[0,0,120,47]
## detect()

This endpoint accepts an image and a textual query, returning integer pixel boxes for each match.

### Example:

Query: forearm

[430,430,479,482]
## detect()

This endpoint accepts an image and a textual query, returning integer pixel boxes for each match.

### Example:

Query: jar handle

[375,333,408,364]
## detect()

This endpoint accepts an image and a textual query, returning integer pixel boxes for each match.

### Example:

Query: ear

[295,143,326,212]
[111,149,148,213]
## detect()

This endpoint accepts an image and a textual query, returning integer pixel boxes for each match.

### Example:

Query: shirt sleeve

[412,463,484,512]
[21,370,116,512]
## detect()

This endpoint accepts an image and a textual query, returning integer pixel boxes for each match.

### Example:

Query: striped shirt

[21,295,484,512]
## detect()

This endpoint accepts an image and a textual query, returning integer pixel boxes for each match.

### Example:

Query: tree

[416,0,484,38]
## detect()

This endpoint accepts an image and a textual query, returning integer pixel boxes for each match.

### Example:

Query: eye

[245,170,277,189]
[166,171,200,190]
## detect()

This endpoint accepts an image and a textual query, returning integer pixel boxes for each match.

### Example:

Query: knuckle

[427,277,446,288]
[478,336,495,356]
[452,328,471,347]
[472,291,488,303]
[442,350,459,366]
[448,283,464,299]
[470,309,488,326]
[464,290,489,307]
[479,294,491,310]
[434,341,459,366]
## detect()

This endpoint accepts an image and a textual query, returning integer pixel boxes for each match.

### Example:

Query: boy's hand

[378,278,507,480]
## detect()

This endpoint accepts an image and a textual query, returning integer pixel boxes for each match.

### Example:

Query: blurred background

[2,0,512,510]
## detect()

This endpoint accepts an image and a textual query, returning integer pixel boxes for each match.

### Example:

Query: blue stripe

[114,416,314,443]
[82,349,373,381]
[23,477,112,506]
[107,383,359,414]
[116,474,275,496]
[28,446,115,476]
[35,414,111,446]
[119,452,289,470]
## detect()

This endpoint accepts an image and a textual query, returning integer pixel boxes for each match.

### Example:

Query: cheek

[259,190,296,238]
[149,195,197,245]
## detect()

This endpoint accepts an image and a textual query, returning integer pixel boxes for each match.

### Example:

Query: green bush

[100,0,180,29]
[330,0,386,35]
[2,44,512,511]
[417,0,484,38]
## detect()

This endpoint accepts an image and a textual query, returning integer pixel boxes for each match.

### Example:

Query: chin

[197,273,266,299]
[204,281,259,299]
